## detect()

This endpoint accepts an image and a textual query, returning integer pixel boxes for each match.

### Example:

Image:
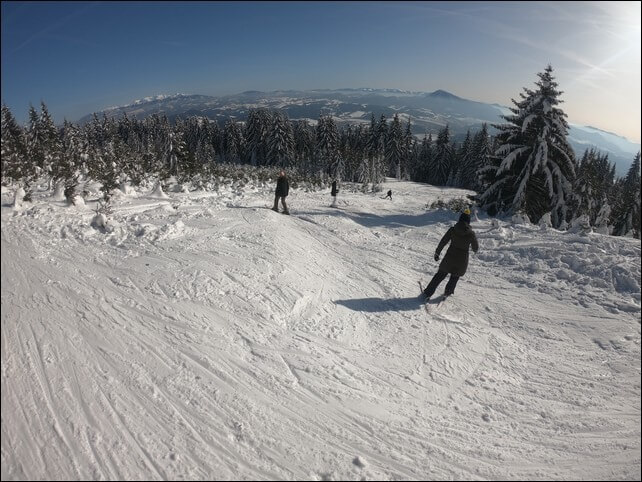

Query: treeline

[0,102,489,200]
[1,65,640,237]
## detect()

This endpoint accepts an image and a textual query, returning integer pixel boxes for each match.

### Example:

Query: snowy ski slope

[1,179,640,480]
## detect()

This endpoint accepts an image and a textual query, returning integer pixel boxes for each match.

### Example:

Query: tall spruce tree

[245,109,269,165]
[293,120,315,174]
[431,125,453,186]
[24,105,48,200]
[362,115,377,189]
[481,65,575,226]
[315,115,339,178]
[471,124,492,192]
[402,119,414,180]
[267,111,295,167]
[385,114,404,179]
[222,120,244,164]
[611,152,641,238]
[372,114,388,189]
[570,148,615,228]
[196,119,216,167]
[97,140,120,203]
[414,133,433,183]
[60,120,83,203]
[454,130,474,188]
[170,124,197,183]
[39,103,65,193]
[1,104,28,187]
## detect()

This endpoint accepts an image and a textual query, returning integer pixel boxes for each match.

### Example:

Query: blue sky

[1,1,640,142]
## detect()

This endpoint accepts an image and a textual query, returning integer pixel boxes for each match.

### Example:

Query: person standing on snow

[384,189,392,200]
[422,209,478,299]
[331,179,339,207]
[272,170,290,214]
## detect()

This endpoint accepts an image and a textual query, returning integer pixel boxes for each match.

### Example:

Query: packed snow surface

[1,179,640,480]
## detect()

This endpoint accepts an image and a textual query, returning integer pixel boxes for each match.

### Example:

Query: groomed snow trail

[2,180,640,480]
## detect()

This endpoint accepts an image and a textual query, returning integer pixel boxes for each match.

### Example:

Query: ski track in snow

[1,180,640,480]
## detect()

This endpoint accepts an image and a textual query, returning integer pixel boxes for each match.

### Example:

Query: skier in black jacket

[423,209,478,299]
[331,179,338,207]
[272,170,290,214]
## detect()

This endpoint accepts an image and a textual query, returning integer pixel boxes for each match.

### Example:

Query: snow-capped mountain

[79,88,640,176]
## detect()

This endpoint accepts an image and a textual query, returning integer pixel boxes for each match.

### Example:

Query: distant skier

[422,209,478,300]
[331,179,338,207]
[384,189,392,200]
[272,170,290,215]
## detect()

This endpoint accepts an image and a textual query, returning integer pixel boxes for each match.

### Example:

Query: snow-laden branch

[498,146,530,175]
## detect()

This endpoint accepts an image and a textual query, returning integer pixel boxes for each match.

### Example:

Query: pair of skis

[418,281,450,314]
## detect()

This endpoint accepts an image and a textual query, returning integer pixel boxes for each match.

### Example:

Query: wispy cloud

[472,9,617,78]
[414,2,637,80]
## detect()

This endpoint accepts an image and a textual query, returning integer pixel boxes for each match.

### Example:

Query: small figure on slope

[331,179,339,207]
[272,170,290,214]
[423,209,478,300]
[384,189,392,200]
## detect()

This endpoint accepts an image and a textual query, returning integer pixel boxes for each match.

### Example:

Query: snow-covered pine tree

[414,133,433,183]
[353,123,369,187]
[150,114,172,181]
[82,114,102,182]
[59,120,83,204]
[570,149,595,221]
[38,102,65,194]
[402,119,415,181]
[471,124,493,193]
[593,201,611,234]
[97,140,120,203]
[329,123,349,182]
[370,114,388,190]
[136,121,156,181]
[267,111,295,167]
[481,65,576,226]
[431,125,453,186]
[339,124,362,182]
[569,148,615,228]
[315,115,339,179]
[120,116,146,187]
[245,109,269,166]
[446,139,460,186]
[338,126,350,181]
[196,118,216,168]
[293,120,315,175]
[1,104,28,187]
[408,136,421,182]
[222,120,244,164]
[385,114,404,179]
[24,105,48,200]
[207,121,223,162]
[170,123,197,184]
[454,130,473,188]
[611,152,641,238]
[362,115,377,190]
[117,112,133,146]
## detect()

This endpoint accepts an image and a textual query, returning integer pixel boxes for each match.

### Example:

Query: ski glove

[434,253,440,261]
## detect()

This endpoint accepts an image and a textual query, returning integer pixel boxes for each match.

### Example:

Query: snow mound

[150,184,170,198]
[478,221,641,311]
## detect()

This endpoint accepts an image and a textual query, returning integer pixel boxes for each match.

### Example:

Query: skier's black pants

[273,195,288,212]
[424,270,459,297]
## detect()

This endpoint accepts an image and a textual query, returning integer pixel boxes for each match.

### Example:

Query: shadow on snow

[335,296,424,312]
